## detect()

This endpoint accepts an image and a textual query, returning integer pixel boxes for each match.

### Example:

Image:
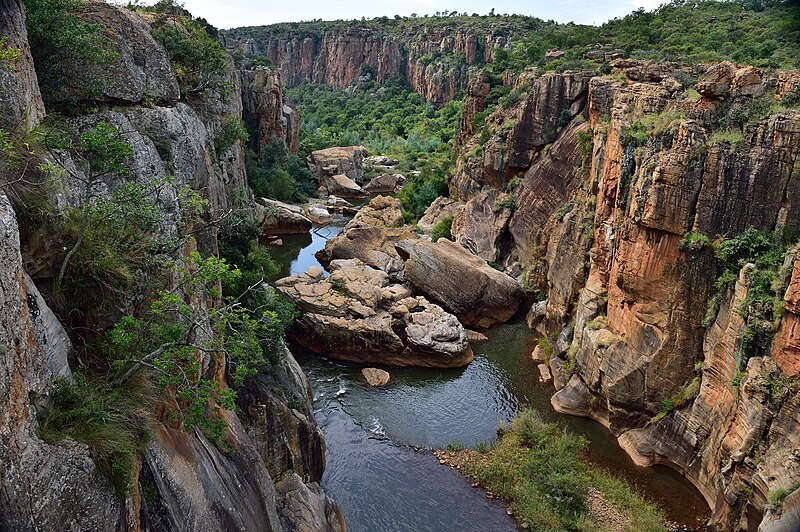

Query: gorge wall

[449,59,800,530]
[0,1,339,530]
[223,22,513,105]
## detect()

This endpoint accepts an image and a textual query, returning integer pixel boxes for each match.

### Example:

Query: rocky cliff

[448,59,800,529]
[0,2,341,530]
[223,22,513,105]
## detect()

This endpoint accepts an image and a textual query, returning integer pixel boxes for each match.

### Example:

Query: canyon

[1,0,799,531]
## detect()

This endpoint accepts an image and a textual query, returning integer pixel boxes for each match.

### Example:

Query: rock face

[396,238,524,328]
[417,196,464,235]
[308,146,368,185]
[0,194,124,531]
[241,66,301,161]
[450,59,800,528]
[276,261,474,367]
[0,3,344,531]
[224,24,514,105]
[451,188,513,263]
[0,0,45,130]
[320,174,366,198]
[63,1,180,104]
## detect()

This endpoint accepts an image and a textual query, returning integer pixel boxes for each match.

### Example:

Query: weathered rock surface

[258,198,313,235]
[417,196,464,235]
[396,238,524,328]
[362,367,391,386]
[308,146,368,185]
[276,260,473,367]
[0,194,123,531]
[242,67,300,162]
[224,25,513,104]
[0,0,45,130]
[317,195,411,279]
[364,172,405,194]
[320,173,366,198]
[451,188,512,263]
[65,1,180,104]
[305,203,333,225]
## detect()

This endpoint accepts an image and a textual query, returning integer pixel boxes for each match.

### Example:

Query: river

[268,216,709,532]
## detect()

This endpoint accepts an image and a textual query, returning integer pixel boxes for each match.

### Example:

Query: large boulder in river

[319,174,366,198]
[364,173,405,194]
[258,198,312,235]
[395,239,524,328]
[316,195,411,280]
[275,260,473,368]
[308,146,368,184]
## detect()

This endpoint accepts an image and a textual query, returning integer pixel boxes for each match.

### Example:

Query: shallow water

[274,218,709,531]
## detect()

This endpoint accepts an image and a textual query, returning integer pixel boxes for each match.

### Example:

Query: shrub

[430,215,453,240]
[215,116,249,155]
[492,198,517,213]
[24,0,117,103]
[680,231,712,252]
[38,373,154,495]
[708,129,744,146]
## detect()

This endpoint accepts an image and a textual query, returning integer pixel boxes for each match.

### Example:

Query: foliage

[215,116,249,155]
[430,215,453,241]
[149,1,231,101]
[710,228,792,364]
[23,0,117,103]
[459,409,666,531]
[247,137,314,201]
[768,481,800,510]
[492,198,517,213]
[38,373,154,495]
[0,36,20,69]
[680,231,712,252]
[286,79,461,216]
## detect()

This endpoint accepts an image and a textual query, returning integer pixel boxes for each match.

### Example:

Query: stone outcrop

[258,198,313,236]
[451,188,512,263]
[224,24,513,105]
[308,146,368,185]
[362,367,391,386]
[364,172,405,194]
[0,0,45,130]
[63,1,180,104]
[417,196,464,235]
[241,66,300,161]
[396,238,524,328]
[320,174,366,198]
[317,195,412,280]
[773,249,800,376]
[276,261,474,367]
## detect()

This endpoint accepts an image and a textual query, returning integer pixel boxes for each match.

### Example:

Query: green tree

[23,0,116,102]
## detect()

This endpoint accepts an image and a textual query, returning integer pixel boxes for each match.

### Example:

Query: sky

[136,0,666,29]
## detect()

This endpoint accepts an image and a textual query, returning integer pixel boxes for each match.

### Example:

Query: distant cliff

[223,21,513,104]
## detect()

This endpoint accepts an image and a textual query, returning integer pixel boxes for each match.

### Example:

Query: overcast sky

[134,0,666,29]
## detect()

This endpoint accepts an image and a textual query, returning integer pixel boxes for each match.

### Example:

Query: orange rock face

[773,251,800,376]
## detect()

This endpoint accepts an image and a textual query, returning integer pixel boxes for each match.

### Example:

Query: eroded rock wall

[453,59,800,529]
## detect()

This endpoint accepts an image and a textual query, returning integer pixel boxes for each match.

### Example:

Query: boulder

[365,155,398,167]
[276,261,473,367]
[364,173,405,194]
[258,198,312,235]
[362,368,391,387]
[696,61,736,98]
[316,196,412,280]
[305,203,333,225]
[538,363,552,383]
[417,197,464,235]
[308,146,368,184]
[320,174,366,198]
[732,65,765,98]
[395,239,524,328]
[551,375,591,417]
[466,329,489,342]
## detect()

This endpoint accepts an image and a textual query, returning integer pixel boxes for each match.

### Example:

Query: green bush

[430,215,453,240]
[215,116,249,155]
[24,0,117,103]
[39,374,154,495]
[150,2,230,100]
